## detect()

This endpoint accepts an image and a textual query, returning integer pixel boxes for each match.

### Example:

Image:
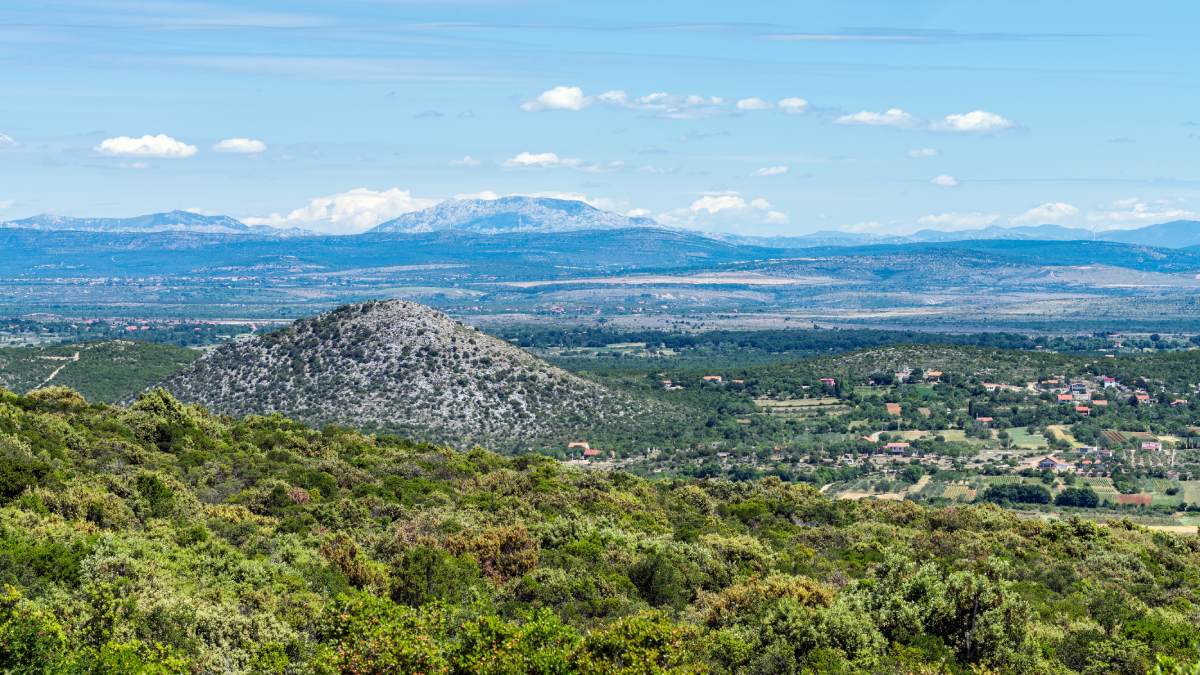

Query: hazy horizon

[2,1,1199,236]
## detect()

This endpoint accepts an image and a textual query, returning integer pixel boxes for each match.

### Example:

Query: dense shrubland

[0,385,1198,673]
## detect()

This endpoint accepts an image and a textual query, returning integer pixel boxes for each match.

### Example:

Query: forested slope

[0,386,1198,673]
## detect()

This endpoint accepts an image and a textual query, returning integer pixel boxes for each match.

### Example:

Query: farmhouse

[702,375,723,383]
[1141,441,1163,452]
[819,377,837,387]
[883,442,910,455]
[1056,393,1074,402]
[1037,455,1072,471]
[1075,406,1090,416]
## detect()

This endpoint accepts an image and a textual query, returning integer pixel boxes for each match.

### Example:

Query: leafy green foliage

[0,386,1196,673]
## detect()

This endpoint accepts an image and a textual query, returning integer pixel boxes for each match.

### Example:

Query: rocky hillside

[160,300,664,447]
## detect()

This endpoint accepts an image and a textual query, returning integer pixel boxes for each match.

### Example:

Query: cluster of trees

[490,325,1118,356]
[0,385,1198,673]
[981,483,1053,505]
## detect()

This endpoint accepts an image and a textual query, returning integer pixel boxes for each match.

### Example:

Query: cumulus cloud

[244,187,438,234]
[917,212,999,229]
[213,137,267,154]
[449,155,481,167]
[519,85,589,112]
[658,192,787,229]
[834,109,1016,133]
[736,97,773,111]
[454,190,501,201]
[908,147,938,158]
[520,86,795,119]
[0,133,16,148]
[608,91,727,119]
[502,151,622,172]
[1087,198,1199,229]
[753,165,789,177]
[935,110,1016,133]
[931,174,959,187]
[503,151,583,169]
[95,134,198,158]
[1011,202,1080,224]
[835,108,921,129]
[778,97,809,114]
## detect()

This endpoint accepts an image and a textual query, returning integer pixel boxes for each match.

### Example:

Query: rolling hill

[159,300,673,448]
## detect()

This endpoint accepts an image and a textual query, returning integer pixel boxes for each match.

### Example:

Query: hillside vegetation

[0,341,198,402]
[0,386,1198,673]
[160,301,674,449]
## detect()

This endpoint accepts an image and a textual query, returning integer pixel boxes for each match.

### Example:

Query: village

[563,353,1200,532]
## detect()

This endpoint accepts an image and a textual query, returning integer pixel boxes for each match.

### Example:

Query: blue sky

[1,0,1198,235]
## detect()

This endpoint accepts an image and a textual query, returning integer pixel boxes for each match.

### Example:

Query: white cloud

[0,133,16,148]
[917,212,999,229]
[657,192,786,230]
[1011,202,1080,224]
[95,134,198,158]
[450,155,481,167]
[736,97,773,111]
[521,86,743,119]
[520,85,589,112]
[213,137,266,154]
[454,190,501,201]
[778,97,809,114]
[935,110,1016,133]
[690,194,750,215]
[244,187,438,234]
[752,165,789,177]
[620,92,726,119]
[0,199,14,210]
[1087,198,1199,229]
[503,151,583,169]
[931,174,959,187]
[835,108,920,128]
[908,148,938,158]
[626,208,653,218]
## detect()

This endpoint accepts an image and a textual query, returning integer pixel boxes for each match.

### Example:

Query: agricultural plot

[1102,430,1127,445]
[1151,492,1184,508]
[1182,481,1200,504]
[755,398,849,417]
[1046,425,1079,445]
[941,484,976,501]
[980,475,1025,486]
[1004,427,1048,449]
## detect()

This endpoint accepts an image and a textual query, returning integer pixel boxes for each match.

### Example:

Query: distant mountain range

[718,221,1200,249]
[3,198,1198,248]
[369,196,656,234]
[0,210,293,236]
